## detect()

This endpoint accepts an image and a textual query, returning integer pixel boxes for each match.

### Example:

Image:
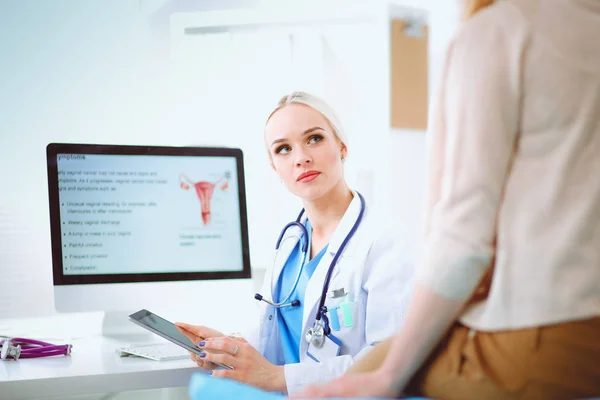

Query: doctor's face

[265,104,346,201]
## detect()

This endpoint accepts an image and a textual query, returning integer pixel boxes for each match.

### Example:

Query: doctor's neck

[302,180,353,236]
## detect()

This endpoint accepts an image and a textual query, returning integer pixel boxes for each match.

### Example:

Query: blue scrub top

[275,220,328,364]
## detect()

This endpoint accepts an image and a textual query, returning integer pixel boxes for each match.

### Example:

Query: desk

[0,276,262,399]
[0,314,212,400]
[0,335,205,400]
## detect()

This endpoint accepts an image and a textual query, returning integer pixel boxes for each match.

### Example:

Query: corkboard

[390,19,429,130]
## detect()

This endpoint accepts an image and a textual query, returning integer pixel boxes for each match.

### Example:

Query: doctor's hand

[289,370,397,399]
[199,336,286,392]
[175,322,224,370]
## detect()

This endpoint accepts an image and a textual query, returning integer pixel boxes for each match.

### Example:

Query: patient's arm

[290,285,466,398]
[346,336,393,374]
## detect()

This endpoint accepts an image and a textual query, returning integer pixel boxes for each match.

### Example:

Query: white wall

[0,0,243,318]
[0,0,458,319]
[388,0,458,247]
[1,0,161,318]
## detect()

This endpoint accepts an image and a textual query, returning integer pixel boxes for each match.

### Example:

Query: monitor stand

[101,311,154,343]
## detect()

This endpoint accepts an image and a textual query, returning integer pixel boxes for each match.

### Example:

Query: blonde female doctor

[176,91,414,395]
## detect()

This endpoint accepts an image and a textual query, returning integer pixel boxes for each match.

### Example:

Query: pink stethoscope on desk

[0,337,72,360]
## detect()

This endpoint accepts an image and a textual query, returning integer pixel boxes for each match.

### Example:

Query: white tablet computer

[129,309,232,370]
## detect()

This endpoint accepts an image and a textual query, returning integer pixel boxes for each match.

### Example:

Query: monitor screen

[47,143,251,285]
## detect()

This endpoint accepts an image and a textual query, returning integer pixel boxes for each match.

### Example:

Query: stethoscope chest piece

[305,320,325,348]
[0,341,20,360]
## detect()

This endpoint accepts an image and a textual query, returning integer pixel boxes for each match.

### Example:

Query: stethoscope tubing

[269,219,310,308]
[1,337,72,359]
[315,192,365,323]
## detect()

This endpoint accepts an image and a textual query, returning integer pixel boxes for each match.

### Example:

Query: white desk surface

[0,313,208,400]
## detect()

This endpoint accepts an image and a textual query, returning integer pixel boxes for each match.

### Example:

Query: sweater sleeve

[418,5,528,299]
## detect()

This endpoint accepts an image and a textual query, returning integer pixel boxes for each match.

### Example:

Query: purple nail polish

[200,353,206,358]
[198,341,205,346]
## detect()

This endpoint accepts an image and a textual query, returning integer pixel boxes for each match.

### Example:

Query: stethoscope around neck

[254,192,366,345]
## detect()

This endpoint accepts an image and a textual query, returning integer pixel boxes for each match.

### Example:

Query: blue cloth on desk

[276,219,327,364]
[189,373,281,400]
[188,373,432,400]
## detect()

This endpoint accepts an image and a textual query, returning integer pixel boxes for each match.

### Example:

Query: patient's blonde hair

[462,0,496,20]
[265,91,348,159]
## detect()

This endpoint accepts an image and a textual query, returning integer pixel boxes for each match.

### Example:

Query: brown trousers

[348,317,600,400]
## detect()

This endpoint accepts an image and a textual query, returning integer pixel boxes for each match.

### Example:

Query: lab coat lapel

[301,192,362,339]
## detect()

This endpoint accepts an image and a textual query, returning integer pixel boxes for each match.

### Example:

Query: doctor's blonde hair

[264,91,348,160]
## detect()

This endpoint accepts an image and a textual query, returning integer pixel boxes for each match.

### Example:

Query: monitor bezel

[47,142,252,285]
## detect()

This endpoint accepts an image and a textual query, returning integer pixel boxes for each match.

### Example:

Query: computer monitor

[46,143,256,338]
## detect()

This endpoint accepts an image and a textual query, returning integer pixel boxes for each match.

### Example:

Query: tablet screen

[129,309,233,370]
[130,309,197,348]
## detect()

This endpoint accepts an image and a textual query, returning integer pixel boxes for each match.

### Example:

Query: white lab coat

[245,191,415,395]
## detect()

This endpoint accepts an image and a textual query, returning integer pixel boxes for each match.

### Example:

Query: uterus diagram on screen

[179,172,231,225]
